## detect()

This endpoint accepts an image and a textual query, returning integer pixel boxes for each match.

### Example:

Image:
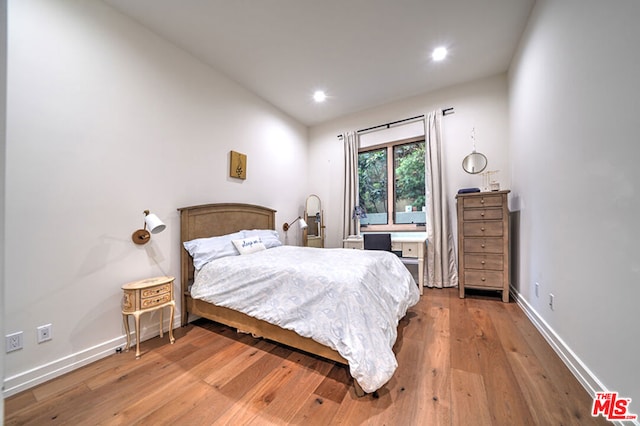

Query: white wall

[1,0,7,417]
[308,74,511,249]
[4,0,308,395]
[509,0,640,404]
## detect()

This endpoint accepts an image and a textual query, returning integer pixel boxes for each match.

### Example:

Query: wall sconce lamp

[132,210,166,245]
[282,216,308,232]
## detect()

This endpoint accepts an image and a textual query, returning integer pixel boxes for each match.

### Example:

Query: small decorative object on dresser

[456,190,510,302]
[121,276,176,358]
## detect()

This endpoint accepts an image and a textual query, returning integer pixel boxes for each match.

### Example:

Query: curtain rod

[337,107,454,139]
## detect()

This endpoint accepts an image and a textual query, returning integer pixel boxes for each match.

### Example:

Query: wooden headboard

[177,203,276,322]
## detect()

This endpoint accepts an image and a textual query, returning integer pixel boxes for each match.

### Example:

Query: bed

[178,202,419,396]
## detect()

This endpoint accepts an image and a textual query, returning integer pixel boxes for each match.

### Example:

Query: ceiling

[103,0,535,126]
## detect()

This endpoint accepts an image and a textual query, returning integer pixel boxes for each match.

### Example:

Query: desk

[343,233,426,295]
[122,276,176,358]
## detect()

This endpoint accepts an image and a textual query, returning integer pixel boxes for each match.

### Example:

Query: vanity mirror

[304,194,324,248]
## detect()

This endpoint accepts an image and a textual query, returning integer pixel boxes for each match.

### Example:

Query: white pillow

[183,231,244,269]
[242,229,282,249]
[232,237,266,255]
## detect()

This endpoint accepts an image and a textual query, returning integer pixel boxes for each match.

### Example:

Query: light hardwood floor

[5,288,607,425]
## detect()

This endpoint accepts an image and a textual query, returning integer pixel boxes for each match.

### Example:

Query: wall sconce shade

[132,210,166,245]
[282,216,308,232]
[145,213,166,234]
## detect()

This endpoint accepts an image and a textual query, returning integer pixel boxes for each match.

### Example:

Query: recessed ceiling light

[313,90,327,103]
[432,47,448,61]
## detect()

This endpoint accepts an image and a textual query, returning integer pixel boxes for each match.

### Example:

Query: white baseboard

[3,314,181,398]
[510,288,639,426]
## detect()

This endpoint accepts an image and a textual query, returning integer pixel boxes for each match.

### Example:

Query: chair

[363,233,391,251]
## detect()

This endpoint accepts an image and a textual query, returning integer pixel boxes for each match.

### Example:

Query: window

[358,137,426,230]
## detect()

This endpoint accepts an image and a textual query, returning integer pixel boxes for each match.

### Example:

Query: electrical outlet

[6,332,23,352]
[37,324,53,343]
[535,282,540,298]
[549,293,555,310]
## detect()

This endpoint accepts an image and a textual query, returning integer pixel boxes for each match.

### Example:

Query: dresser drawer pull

[481,212,485,216]
[481,277,486,281]
[481,260,486,265]
[481,244,486,248]
[481,199,485,204]
[481,227,485,231]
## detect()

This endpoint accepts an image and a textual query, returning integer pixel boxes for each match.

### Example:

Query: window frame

[358,135,426,232]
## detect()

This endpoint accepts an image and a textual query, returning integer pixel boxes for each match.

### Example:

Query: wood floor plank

[288,393,342,426]
[312,363,351,403]
[500,302,609,425]
[203,339,280,390]
[414,300,452,425]
[450,296,483,375]
[466,299,536,425]
[215,351,332,425]
[450,367,493,426]
[4,289,603,425]
[4,383,92,426]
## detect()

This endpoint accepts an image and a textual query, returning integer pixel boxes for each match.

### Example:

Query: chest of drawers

[456,190,510,302]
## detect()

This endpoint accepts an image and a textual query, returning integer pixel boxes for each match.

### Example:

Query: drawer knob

[481,199,485,204]
[481,227,485,231]
[481,244,486,248]
[481,212,485,216]
[481,260,486,265]
[481,277,486,281]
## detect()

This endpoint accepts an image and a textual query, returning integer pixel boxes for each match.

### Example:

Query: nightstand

[121,276,176,358]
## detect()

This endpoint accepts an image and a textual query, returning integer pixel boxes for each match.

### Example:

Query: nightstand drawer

[141,293,172,308]
[141,283,171,298]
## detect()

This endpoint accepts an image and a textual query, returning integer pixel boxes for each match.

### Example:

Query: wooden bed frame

[177,202,365,396]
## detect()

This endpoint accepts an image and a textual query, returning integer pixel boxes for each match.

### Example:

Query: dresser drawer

[463,208,503,221]
[464,254,503,270]
[464,270,504,288]
[141,292,172,308]
[463,194,504,208]
[463,221,503,237]
[141,283,171,298]
[464,238,503,254]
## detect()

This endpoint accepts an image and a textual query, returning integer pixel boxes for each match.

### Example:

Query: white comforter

[191,245,420,393]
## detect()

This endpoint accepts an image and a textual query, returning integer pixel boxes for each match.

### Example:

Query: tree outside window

[358,139,426,230]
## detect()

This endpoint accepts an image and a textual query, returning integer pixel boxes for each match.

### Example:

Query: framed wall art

[230,150,247,180]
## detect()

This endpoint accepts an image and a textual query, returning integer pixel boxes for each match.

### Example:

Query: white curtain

[342,131,359,238]
[425,111,458,288]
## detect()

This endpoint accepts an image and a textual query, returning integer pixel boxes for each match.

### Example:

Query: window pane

[358,149,387,225]
[394,142,426,224]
